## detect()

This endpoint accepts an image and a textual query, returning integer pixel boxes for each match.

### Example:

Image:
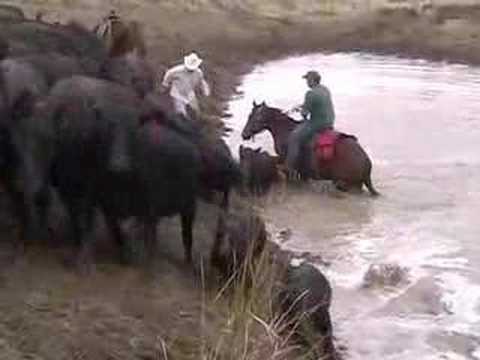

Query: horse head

[241,101,270,140]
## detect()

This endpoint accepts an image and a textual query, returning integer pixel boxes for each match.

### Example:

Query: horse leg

[181,203,196,264]
[350,183,364,194]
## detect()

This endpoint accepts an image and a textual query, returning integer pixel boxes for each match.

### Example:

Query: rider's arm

[159,67,176,94]
[161,66,176,89]
[301,90,313,120]
[198,69,211,97]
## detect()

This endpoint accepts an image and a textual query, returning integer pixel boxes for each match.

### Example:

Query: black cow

[278,262,337,359]
[101,52,155,98]
[0,18,107,75]
[22,76,241,267]
[19,76,143,263]
[210,208,267,280]
[239,145,281,196]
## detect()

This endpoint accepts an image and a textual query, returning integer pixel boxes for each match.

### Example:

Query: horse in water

[241,101,379,196]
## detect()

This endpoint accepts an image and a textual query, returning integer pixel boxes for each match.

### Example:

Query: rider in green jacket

[286,70,335,176]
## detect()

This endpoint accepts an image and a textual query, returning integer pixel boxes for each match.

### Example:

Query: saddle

[294,129,357,179]
[311,130,357,161]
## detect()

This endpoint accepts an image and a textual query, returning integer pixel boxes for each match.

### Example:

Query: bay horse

[241,101,379,196]
[94,18,147,58]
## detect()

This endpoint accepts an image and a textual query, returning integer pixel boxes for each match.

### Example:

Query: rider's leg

[286,123,310,172]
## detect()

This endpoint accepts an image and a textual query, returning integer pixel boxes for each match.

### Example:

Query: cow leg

[104,213,129,264]
[221,189,230,211]
[65,197,95,272]
[35,185,52,241]
[143,218,157,263]
[2,171,30,251]
[211,207,227,268]
[181,203,196,264]
[2,173,51,254]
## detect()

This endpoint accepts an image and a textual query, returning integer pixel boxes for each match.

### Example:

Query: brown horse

[241,101,379,196]
[94,18,146,58]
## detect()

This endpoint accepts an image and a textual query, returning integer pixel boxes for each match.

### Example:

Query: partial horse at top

[94,10,147,58]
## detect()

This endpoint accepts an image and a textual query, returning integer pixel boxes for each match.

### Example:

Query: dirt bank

[9,1,480,115]
[1,1,480,359]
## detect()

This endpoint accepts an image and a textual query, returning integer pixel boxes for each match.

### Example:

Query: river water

[224,53,480,360]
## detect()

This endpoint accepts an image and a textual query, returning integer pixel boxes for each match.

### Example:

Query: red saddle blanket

[313,130,339,161]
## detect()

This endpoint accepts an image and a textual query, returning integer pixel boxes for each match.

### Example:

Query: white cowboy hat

[290,258,305,268]
[184,52,203,70]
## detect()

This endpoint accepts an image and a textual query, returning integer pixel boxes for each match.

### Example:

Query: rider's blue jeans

[286,123,332,171]
[286,122,312,171]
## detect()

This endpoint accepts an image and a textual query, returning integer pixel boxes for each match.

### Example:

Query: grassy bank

[1,0,480,359]
[0,245,293,360]
[8,0,480,115]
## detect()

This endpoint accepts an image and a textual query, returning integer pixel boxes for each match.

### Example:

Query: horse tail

[364,174,380,197]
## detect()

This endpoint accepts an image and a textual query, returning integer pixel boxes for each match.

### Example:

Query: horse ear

[261,101,266,106]
[253,100,257,107]
[254,147,261,153]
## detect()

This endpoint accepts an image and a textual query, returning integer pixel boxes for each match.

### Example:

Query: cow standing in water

[239,145,282,196]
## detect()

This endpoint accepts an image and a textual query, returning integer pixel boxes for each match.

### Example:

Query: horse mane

[265,105,302,124]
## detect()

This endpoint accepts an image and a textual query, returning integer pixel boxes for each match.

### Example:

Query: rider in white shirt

[160,52,210,117]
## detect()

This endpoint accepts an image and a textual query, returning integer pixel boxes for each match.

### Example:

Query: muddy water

[224,53,480,359]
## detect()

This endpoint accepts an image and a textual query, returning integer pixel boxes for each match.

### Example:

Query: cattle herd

[0,5,337,359]
[0,5,246,267]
